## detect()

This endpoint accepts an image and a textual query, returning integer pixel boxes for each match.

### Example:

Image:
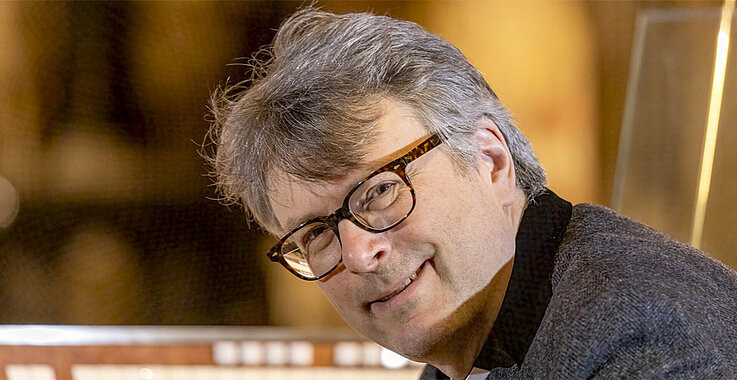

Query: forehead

[266,100,429,235]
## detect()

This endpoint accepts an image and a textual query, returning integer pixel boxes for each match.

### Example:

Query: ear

[471,118,517,206]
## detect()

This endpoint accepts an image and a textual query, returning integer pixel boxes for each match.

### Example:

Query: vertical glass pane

[613,7,737,269]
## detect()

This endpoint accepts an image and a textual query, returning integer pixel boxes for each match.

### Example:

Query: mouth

[374,264,425,303]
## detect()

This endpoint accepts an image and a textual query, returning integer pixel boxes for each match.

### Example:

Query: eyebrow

[283,213,319,235]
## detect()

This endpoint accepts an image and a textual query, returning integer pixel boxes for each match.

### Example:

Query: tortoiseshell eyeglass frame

[267,134,443,281]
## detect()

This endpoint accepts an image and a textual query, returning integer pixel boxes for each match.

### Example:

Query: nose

[337,219,391,274]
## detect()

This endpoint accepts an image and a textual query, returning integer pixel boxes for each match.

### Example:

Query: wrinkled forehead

[265,100,430,236]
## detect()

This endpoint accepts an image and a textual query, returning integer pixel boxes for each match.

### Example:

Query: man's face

[268,100,518,361]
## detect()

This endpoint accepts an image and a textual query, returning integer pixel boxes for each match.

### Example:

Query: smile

[377,265,424,303]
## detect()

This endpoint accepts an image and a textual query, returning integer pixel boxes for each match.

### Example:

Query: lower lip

[370,261,428,315]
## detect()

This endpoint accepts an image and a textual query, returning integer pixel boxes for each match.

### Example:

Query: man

[206,7,737,379]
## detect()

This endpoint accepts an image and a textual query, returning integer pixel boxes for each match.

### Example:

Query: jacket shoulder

[554,203,737,292]
[525,204,737,378]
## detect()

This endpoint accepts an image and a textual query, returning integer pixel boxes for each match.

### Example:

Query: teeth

[378,266,422,303]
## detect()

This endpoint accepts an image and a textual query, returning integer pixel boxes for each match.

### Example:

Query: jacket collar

[473,189,572,369]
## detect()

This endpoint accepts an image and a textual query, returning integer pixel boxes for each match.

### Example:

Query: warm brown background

[0,1,727,328]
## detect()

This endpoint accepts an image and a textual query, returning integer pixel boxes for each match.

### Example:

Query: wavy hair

[205,7,547,233]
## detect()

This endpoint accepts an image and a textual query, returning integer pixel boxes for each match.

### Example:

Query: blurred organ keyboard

[0,326,423,380]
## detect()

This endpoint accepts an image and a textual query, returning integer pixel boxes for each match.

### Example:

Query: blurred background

[0,0,733,329]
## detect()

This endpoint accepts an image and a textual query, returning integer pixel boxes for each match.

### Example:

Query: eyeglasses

[267,134,442,280]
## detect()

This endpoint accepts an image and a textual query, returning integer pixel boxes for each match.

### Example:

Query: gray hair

[206,7,546,233]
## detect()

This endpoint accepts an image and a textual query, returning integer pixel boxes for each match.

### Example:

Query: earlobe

[471,118,517,202]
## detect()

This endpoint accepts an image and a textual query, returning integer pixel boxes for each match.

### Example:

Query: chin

[391,292,495,365]
[374,311,462,363]
[382,333,440,363]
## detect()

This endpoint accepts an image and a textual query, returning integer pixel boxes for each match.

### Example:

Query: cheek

[317,276,357,317]
[420,174,488,232]
[424,175,513,282]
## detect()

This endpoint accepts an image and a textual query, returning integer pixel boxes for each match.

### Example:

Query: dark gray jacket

[422,203,737,379]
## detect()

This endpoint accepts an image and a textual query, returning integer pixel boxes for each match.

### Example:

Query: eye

[302,224,330,245]
[300,224,335,256]
[348,171,406,217]
[362,180,400,211]
[370,182,394,198]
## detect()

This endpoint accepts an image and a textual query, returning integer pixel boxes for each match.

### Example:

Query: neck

[429,255,515,378]
[428,189,526,378]
[510,189,528,230]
